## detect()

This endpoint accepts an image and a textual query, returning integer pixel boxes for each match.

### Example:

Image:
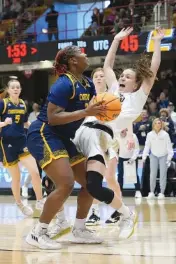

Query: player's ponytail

[132,54,154,87]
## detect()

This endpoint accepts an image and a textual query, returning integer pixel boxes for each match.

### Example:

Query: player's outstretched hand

[114,27,133,41]
[152,27,165,41]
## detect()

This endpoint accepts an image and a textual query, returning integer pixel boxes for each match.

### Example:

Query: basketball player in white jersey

[49,27,164,241]
[73,27,164,236]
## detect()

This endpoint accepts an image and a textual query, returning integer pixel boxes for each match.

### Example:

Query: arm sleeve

[131,135,140,160]
[47,79,73,109]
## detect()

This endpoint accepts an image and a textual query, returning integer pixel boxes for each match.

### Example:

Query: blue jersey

[38,73,96,139]
[0,98,28,140]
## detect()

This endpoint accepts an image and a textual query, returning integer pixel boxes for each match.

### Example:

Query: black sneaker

[105,210,121,224]
[86,211,100,226]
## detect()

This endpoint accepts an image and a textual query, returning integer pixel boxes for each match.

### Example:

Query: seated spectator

[168,102,176,130]
[10,0,22,18]
[133,109,151,150]
[142,118,174,199]
[157,92,169,109]
[0,0,11,20]
[148,101,159,122]
[159,108,175,143]
[28,103,40,123]
[173,7,176,27]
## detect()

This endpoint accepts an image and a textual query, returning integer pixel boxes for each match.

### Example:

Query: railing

[0,0,174,45]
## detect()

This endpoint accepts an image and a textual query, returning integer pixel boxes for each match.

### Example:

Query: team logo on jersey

[119,93,125,103]
[23,147,28,152]
[20,104,25,107]
[8,103,11,107]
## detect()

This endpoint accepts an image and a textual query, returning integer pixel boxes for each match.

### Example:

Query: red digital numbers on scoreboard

[120,35,139,52]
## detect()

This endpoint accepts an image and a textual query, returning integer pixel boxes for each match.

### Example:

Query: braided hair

[54,45,81,76]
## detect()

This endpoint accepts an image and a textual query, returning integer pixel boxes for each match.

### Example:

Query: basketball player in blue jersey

[0,77,44,216]
[26,46,106,249]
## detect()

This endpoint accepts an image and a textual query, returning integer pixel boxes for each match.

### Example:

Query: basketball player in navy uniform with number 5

[26,46,106,249]
[0,77,44,216]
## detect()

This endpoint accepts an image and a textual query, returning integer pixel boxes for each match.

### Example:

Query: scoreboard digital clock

[5,43,38,64]
[0,28,175,65]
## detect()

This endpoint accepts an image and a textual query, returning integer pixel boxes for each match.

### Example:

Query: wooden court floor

[0,196,176,264]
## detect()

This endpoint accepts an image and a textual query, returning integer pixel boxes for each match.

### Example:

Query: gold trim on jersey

[39,123,69,169]
[19,151,31,160]
[2,98,27,115]
[7,109,25,114]
[64,73,76,99]
[70,154,86,167]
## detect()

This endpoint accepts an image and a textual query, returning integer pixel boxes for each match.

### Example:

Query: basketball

[93,92,121,122]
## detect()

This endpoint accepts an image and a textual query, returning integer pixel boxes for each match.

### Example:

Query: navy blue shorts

[0,136,30,167]
[27,120,85,169]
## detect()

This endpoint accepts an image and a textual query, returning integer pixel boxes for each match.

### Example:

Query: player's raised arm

[142,28,165,95]
[103,27,133,89]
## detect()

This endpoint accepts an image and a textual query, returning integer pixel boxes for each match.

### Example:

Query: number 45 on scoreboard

[146,28,174,52]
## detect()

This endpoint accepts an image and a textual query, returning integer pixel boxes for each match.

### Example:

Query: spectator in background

[168,102,176,130]
[28,103,40,123]
[0,0,11,20]
[45,5,58,41]
[159,108,175,142]
[142,118,173,199]
[91,8,103,36]
[117,129,142,198]
[103,8,117,35]
[172,7,176,27]
[148,101,158,122]
[134,109,151,150]
[157,92,169,109]
[10,0,22,18]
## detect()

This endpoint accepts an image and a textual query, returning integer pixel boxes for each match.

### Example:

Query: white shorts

[73,123,118,166]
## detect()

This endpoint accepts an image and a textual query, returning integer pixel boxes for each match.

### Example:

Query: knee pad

[42,175,55,195]
[86,171,114,204]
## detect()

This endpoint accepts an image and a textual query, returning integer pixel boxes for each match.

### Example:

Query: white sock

[92,204,100,216]
[74,218,86,230]
[35,222,49,234]
[118,204,130,218]
[56,209,66,221]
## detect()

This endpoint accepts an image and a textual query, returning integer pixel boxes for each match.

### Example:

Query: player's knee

[42,176,55,195]
[86,171,114,204]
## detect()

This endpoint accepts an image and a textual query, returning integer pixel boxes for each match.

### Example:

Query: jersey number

[15,115,20,123]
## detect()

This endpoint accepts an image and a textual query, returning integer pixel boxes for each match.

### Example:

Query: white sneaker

[158,193,165,199]
[17,202,33,216]
[71,227,103,244]
[22,186,29,198]
[35,199,46,210]
[118,211,138,239]
[147,192,155,199]
[26,225,61,250]
[135,191,142,198]
[48,220,71,240]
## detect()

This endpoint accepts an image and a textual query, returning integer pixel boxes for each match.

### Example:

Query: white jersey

[108,83,148,134]
[73,83,148,162]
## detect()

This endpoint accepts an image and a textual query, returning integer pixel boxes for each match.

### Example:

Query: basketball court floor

[0,196,175,264]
